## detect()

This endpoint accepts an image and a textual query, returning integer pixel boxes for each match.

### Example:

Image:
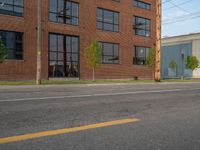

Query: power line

[162,10,200,23]
[163,0,195,11]
[162,0,200,25]
[168,1,190,13]
[163,14,200,25]
[162,0,173,4]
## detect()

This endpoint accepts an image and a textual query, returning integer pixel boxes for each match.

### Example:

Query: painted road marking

[0,118,139,144]
[0,88,200,102]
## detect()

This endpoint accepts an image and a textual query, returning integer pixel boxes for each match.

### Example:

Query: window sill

[133,64,149,68]
[0,13,24,20]
[97,29,119,34]
[102,63,120,65]
[4,59,25,62]
[49,21,79,27]
[134,34,151,38]
[133,6,151,11]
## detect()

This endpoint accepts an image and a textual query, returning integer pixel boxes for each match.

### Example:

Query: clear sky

[162,0,200,37]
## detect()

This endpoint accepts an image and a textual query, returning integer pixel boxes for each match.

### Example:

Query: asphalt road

[0,82,200,150]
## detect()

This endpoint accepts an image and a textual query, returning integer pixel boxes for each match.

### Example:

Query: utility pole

[155,0,162,82]
[36,0,42,85]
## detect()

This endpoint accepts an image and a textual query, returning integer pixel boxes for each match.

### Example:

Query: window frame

[133,46,150,65]
[0,0,24,17]
[48,32,80,78]
[133,0,151,10]
[49,0,79,26]
[0,30,24,60]
[112,0,120,2]
[97,8,119,32]
[133,16,151,37]
[99,42,120,64]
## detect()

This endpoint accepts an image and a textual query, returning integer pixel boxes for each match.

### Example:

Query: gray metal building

[161,33,200,79]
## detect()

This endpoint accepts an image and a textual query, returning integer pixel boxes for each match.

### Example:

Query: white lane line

[0,88,200,102]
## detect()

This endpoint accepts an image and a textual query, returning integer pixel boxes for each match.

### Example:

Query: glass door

[49,33,79,78]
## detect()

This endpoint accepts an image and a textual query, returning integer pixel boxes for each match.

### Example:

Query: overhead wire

[162,0,199,25]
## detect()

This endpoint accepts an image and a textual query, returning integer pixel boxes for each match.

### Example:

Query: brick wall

[0,0,156,80]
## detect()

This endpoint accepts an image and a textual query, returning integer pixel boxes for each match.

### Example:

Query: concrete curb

[0,82,200,90]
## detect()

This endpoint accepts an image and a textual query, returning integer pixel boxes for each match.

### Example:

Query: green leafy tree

[169,60,177,72]
[146,48,156,80]
[0,38,7,63]
[186,56,199,71]
[169,60,177,77]
[84,40,102,81]
[146,48,156,68]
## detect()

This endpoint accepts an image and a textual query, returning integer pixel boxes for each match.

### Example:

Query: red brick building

[0,0,156,80]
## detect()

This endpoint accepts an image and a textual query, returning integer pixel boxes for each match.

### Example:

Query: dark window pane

[49,13,57,22]
[14,7,23,16]
[97,9,103,21]
[49,0,79,26]
[66,36,71,52]
[0,30,23,60]
[58,52,64,61]
[133,46,149,65]
[0,0,24,16]
[114,25,119,32]
[72,3,78,17]
[71,37,78,53]
[58,0,63,13]
[133,0,151,10]
[14,0,23,6]
[57,35,64,52]
[50,52,57,61]
[134,16,150,37]
[49,0,57,12]
[104,10,113,23]
[72,53,78,61]
[97,8,119,32]
[103,43,113,55]
[114,45,119,55]
[104,23,113,31]
[49,34,57,51]
[101,42,119,64]
[114,13,119,24]
[6,0,13,5]
[71,17,78,25]
[66,2,71,16]
[103,56,113,64]
[97,22,103,29]
[49,33,79,78]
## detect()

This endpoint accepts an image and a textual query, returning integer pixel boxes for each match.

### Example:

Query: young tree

[146,48,156,80]
[169,60,177,76]
[84,40,102,81]
[186,56,199,71]
[0,38,7,63]
[147,48,156,68]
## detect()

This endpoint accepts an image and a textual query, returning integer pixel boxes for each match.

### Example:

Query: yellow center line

[0,118,140,144]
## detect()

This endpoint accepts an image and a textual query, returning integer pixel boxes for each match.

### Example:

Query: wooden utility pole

[36,0,42,85]
[155,0,162,82]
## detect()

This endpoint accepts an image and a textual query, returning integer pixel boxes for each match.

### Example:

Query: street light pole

[155,0,162,81]
[36,0,42,85]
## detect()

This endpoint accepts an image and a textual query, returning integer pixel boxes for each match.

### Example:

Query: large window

[49,33,79,78]
[133,46,149,65]
[0,30,23,60]
[0,0,23,17]
[133,0,151,10]
[49,0,79,25]
[100,42,119,64]
[133,16,150,37]
[97,8,119,32]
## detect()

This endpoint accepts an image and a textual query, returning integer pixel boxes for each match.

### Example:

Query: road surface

[0,82,200,150]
